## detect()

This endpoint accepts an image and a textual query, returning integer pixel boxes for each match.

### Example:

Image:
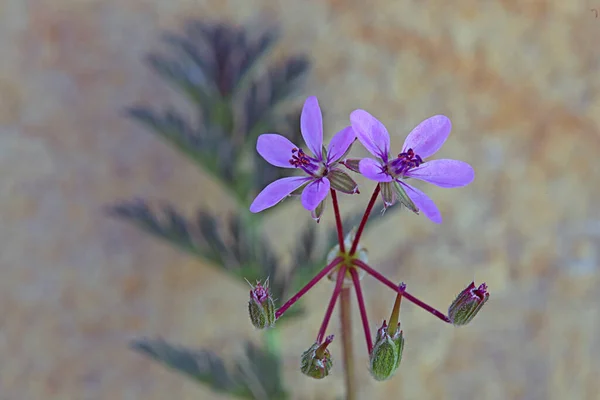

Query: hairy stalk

[263,327,280,356]
[349,185,381,255]
[350,268,373,352]
[331,189,346,252]
[340,287,356,400]
[316,265,347,342]
[275,257,343,319]
[352,259,451,323]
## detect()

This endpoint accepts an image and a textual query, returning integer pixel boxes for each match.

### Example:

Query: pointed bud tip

[301,338,334,379]
[448,281,489,326]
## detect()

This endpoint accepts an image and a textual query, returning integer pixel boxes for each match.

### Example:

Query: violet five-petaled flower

[249,96,357,214]
[350,110,475,223]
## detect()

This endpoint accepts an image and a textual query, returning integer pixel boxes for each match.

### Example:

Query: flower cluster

[247,96,488,380]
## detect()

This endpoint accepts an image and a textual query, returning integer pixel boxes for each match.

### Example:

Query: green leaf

[232,342,289,400]
[106,200,204,258]
[125,106,248,200]
[145,52,214,115]
[181,21,280,97]
[240,56,310,143]
[131,338,243,394]
[131,338,289,399]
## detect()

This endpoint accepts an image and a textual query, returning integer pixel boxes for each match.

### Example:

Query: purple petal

[399,181,442,223]
[327,126,356,164]
[359,158,393,182]
[256,134,298,168]
[350,109,390,160]
[405,159,475,188]
[250,176,311,213]
[300,96,324,160]
[402,115,451,159]
[301,177,330,211]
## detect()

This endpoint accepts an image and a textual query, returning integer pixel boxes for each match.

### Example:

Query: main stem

[340,287,356,400]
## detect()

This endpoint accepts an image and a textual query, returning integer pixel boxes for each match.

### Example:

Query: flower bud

[369,321,404,381]
[300,335,334,379]
[247,279,276,329]
[448,282,489,326]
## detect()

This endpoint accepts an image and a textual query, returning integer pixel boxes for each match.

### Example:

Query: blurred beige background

[1,0,599,399]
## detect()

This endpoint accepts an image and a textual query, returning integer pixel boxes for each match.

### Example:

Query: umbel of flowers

[248,96,489,380]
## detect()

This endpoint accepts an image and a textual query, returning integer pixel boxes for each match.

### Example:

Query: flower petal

[256,134,298,168]
[350,109,390,160]
[359,158,393,182]
[405,159,475,188]
[300,96,324,160]
[250,176,311,213]
[327,126,356,164]
[402,115,451,159]
[301,177,330,211]
[399,181,442,223]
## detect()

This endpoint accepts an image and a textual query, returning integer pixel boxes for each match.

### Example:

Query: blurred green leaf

[240,56,310,143]
[131,338,288,400]
[233,341,289,400]
[131,338,243,394]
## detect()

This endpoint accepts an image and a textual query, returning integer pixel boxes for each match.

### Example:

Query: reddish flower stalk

[317,265,348,342]
[352,259,451,324]
[349,185,381,255]
[330,189,346,252]
[350,268,373,352]
[276,256,343,319]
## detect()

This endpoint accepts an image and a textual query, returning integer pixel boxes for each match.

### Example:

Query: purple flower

[250,96,358,214]
[350,110,474,224]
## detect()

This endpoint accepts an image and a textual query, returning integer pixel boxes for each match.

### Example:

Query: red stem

[350,268,373,353]
[330,189,345,253]
[316,265,347,342]
[275,257,343,319]
[352,259,451,324]
[349,185,381,255]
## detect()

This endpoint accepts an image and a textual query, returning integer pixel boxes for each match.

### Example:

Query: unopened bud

[247,279,276,329]
[448,282,489,326]
[369,321,404,381]
[300,335,334,379]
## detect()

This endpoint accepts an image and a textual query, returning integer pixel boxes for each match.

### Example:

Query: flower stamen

[289,148,312,167]
[391,148,423,175]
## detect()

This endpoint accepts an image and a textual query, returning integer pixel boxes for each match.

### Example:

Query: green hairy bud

[247,278,276,329]
[369,321,404,381]
[300,335,334,379]
[448,282,489,326]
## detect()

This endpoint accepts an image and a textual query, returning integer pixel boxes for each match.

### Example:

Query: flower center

[389,148,423,176]
[289,148,322,176]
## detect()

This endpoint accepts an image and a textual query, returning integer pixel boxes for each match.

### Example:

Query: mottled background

[1,0,599,399]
